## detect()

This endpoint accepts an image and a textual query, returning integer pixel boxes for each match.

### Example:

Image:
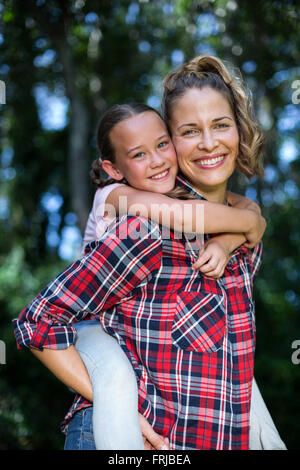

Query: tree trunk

[30,2,92,234]
[67,97,90,234]
[52,28,90,234]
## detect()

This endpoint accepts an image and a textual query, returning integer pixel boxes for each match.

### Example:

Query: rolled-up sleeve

[12,306,77,350]
[13,216,162,351]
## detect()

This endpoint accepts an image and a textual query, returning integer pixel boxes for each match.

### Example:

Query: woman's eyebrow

[177,123,197,130]
[177,116,233,130]
[212,116,233,122]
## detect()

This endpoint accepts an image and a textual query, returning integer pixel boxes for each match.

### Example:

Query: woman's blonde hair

[162,55,264,179]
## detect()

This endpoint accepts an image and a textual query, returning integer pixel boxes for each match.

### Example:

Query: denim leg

[73,320,144,450]
[64,408,96,450]
[249,377,287,450]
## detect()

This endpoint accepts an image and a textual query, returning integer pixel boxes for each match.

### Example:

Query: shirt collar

[175,172,230,206]
[175,172,207,200]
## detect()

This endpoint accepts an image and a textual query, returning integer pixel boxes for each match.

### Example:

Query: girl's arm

[195,195,264,276]
[192,233,247,277]
[105,186,265,246]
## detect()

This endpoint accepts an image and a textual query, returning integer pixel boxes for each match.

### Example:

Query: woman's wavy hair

[162,55,264,179]
[91,103,163,188]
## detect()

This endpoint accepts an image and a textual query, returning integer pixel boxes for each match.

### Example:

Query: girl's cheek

[171,149,178,164]
[171,137,180,153]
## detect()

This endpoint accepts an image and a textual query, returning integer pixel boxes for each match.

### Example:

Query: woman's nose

[198,129,217,151]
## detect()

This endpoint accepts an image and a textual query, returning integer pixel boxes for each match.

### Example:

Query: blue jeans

[64,408,96,450]
[66,320,144,450]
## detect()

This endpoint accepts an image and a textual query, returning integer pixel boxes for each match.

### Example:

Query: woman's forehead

[170,87,234,126]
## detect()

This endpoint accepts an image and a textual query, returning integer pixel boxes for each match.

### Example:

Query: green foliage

[0,0,299,449]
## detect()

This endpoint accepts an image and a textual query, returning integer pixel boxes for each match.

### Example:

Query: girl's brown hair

[91,103,163,188]
[162,55,264,179]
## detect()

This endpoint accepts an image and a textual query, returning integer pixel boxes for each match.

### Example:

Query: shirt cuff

[13,318,77,351]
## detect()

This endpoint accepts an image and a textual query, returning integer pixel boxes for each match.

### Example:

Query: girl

[65,102,266,449]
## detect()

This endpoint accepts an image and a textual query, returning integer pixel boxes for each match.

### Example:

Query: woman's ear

[101,160,124,181]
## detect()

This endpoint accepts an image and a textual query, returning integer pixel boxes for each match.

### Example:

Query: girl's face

[169,87,239,203]
[105,111,178,193]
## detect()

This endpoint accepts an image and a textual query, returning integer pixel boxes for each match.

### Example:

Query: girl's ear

[101,160,124,181]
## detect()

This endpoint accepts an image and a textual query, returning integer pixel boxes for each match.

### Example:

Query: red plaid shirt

[13,175,263,450]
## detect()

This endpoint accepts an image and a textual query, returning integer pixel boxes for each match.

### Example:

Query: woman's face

[106,111,178,193]
[169,87,239,202]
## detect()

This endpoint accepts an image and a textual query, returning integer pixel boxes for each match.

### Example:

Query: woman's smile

[193,153,227,169]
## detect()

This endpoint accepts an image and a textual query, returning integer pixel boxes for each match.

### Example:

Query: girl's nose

[150,152,165,168]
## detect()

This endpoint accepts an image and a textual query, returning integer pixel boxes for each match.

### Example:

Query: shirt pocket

[171,290,226,353]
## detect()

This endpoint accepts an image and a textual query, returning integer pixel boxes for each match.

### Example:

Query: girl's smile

[149,168,171,180]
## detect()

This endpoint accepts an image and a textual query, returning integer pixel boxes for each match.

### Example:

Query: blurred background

[0,0,299,450]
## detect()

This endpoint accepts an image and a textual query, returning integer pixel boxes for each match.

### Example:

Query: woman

[14,55,285,450]
[64,55,285,449]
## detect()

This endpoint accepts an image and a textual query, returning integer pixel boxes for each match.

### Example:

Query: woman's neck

[191,183,228,205]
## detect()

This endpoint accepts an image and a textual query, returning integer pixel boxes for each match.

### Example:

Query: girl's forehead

[115,111,166,134]
[110,111,169,152]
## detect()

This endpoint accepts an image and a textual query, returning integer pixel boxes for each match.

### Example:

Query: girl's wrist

[210,233,245,255]
[244,209,258,233]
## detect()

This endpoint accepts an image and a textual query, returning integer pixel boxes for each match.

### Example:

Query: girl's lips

[194,154,227,170]
[149,168,171,181]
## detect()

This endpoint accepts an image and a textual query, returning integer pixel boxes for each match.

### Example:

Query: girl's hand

[138,413,170,450]
[192,240,231,279]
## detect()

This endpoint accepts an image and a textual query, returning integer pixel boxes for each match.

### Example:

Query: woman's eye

[182,129,198,136]
[216,123,229,129]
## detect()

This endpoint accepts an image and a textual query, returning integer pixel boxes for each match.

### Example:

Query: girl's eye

[158,141,169,149]
[133,152,145,159]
